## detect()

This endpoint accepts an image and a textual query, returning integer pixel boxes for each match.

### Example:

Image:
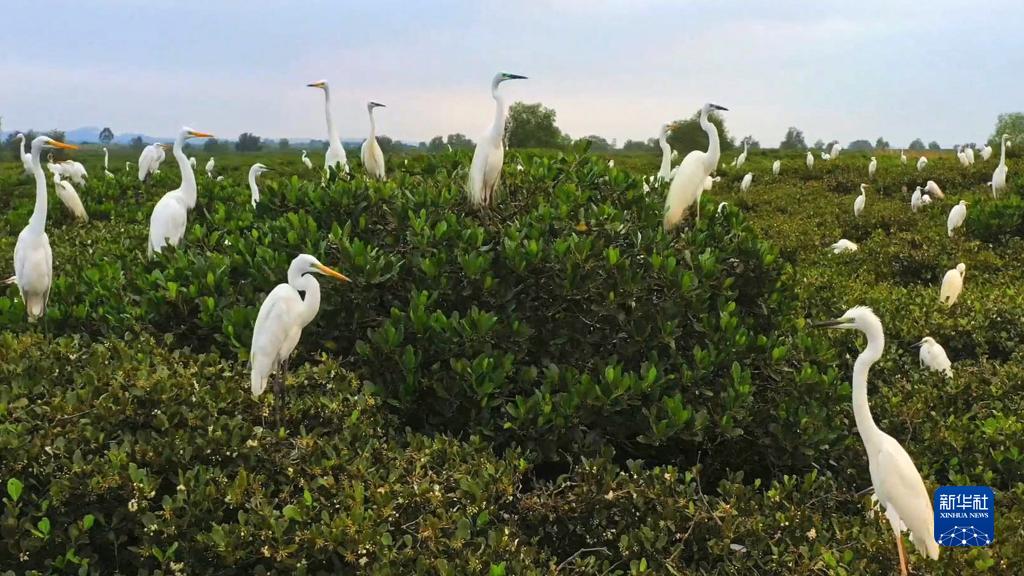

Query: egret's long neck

[659,130,671,173]
[368,108,377,139]
[174,134,197,207]
[248,170,259,207]
[288,272,322,327]
[19,137,26,159]
[490,85,507,141]
[28,145,48,234]
[323,87,339,143]
[701,109,721,173]
[852,325,884,453]
[1000,136,1007,166]
[104,148,109,169]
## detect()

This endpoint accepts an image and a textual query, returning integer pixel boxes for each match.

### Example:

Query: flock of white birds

[2,70,1016,575]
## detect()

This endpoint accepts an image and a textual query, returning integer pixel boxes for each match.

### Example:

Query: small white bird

[806,150,815,169]
[61,160,88,186]
[940,263,966,306]
[138,143,165,182]
[717,201,729,214]
[916,156,928,172]
[965,145,975,165]
[991,134,1010,198]
[703,175,721,191]
[921,194,932,206]
[910,187,925,212]
[468,72,528,207]
[607,159,615,168]
[923,180,944,199]
[250,254,350,400]
[913,337,952,377]
[854,184,867,217]
[189,156,197,169]
[103,146,110,170]
[740,172,753,192]
[216,176,225,182]
[735,141,748,168]
[248,163,272,208]
[830,239,859,254]
[16,133,34,175]
[205,156,216,178]
[868,156,877,178]
[829,142,841,159]
[900,149,907,165]
[657,124,673,183]
[301,149,313,170]
[361,101,387,180]
[52,174,88,221]
[980,143,993,161]
[947,200,968,238]
[772,159,781,176]
[957,146,969,167]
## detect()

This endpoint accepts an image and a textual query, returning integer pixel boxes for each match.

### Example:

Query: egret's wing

[663,151,706,230]
[57,182,89,221]
[876,439,939,559]
[250,285,302,396]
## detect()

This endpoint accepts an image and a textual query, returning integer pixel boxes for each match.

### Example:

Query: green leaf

[83,514,95,531]
[489,563,507,576]
[6,478,23,502]
[282,505,301,521]
[37,517,51,537]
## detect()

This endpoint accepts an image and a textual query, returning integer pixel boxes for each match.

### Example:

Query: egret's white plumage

[957,146,969,167]
[910,187,925,213]
[740,172,753,192]
[53,174,88,221]
[772,159,781,176]
[16,134,33,175]
[138,143,165,181]
[916,156,927,172]
[657,124,673,183]
[991,134,1009,197]
[206,156,216,178]
[103,147,114,178]
[923,180,944,199]
[868,156,877,178]
[189,156,197,169]
[250,254,350,398]
[361,101,387,180]
[830,239,858,254]
[663,103,728,229]
[900,149,907,165]
[148,127,213,255]
[301,149,313,170]
[921,194,932,206]
[940,263,966,306]
[307,79,349,174]
[703,175,721,191]
[854,184,867,217]
[814,307,939,574]
[829,142,841,159]
[947,201,967,238]
[735,141,748,168]
[806,150,815,169]
[13,137,77,322]
[965,145,975,165]
[980,143,993,161]
[914,337,952,377]
[468,72,527,207]
[248,163,271,208]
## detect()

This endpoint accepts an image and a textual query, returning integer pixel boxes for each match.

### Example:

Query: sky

[3,0,1023,147]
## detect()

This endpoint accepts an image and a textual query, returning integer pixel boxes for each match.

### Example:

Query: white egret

[910,187,925,212]
[62,160,88,186]
[806,150,815,169]
[52,174,88,222]
[307,79,349,174]
[137,143,165,181]
[16,133,33,175]
[965,145,975,165]
[657,124,673,183]
[250,254,350,400]
[301,149,313,170]
[820,152,831,161]
[206,156,216,178]
[717,201,729,214]
[921,194,932,206]
[663,103,728,230]
[216,176,225,182]
[608,159,615,168]
[703,175,721,191]
[13,136,78,323]
[830,239,859,254]
[740,172,753,192]
[980,143,993,161]
[468,72,527,207]
[913,337,952,377]
[812,307,939,575]
[103,147,114,178]
[940,263,966,306]
[868,156,877,178]
[735,141,748,169]
[248,163,271,208]
[189,156,197,169]
[923,180,944,199]
[916,156,927,172]
[946,200,967,238]
[772,159,781,176]
[854,184,867,217]
[957,146,968,167]
[829,142,841,159]
[147,127,213,255]
[361,101,387,180]
[900,149,907,165]
[991,134,1009,197]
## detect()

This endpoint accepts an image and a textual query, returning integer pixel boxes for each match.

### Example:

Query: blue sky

[3,0,1022,146]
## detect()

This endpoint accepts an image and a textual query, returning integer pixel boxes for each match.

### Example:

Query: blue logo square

[934,486,994,547]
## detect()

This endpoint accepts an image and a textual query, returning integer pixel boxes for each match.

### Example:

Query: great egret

[735,141,748,168]
[12,136,78,323]
[854,184,867,217]
[103,147,114,178]
[812,307,939,575]
[248,163,271,208]
[868,157,877,178]
[15,134,33,175]
[830,239,858,253]
[980,143,993,161]
[703,175,721,191]
[468,72,527,207]
[913,337,952,377]
[216,176,225,182]
[965,145,975,165]
[657,124,673,182]
[147,127,213,255]
[900,149,907,165]
[820,151,831,161]
[138,143,164,181]
[957,146,968,167]
[921,194,932,206]
[301,149,313,170]
[991,134,1009,197]
[64,161,88,186]
[189,156,197,169]
[772,159,781,176]
[940,263,966,306]
[663,103,728,230]
[910,186,925,212]
[829,142,841,159]
[307,79,349,174]
[361,101,387,180]
[740,172,753,192]
[250,254,350,400]
[206,156,216,178]
[922,180,944,199]
[946,200,967,238]
[806,150,815,169]
[608,159,615,168]
[916,156,927,172]
[52,174,88,221]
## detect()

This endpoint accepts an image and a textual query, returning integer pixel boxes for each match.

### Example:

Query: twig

[556,547,610,572]
[694,452,723,527]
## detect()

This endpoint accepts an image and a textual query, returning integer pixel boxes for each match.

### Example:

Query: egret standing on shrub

[900,149,907,165]
[868,157,877,178]
[205,156,215,178]
[854,184,867,217]
[16,133,33,175]
[913,337,953,377]
[806,150,814,169]
[137,143,164,182]
[772,159,781,176]
[148,127,213,255]
[657,124,673,183]
[734,140,748,168]
[308,79,349,174]
[940,263,965,306]
[11,136,78,323]
[250,254,350,401]
[911,186,925,212]
[991,134,1009,197]
[301,150,313,170]
[946,200,967,238]
[468,72,527,207]
[980,142,993,161]
[740,172,753,192]
[813,307,939,576]
[103,147,114,178]
[53,174,88,222]
[830,239,858,253]
[248,163,271,208]
[663,103,728,230]
[917,156,927,172]
[923,180,944,199]
[361,101,387,180]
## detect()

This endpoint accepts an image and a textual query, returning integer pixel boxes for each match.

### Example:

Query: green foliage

[779,127,806,150]
[908,138,926,151]
[236,133,263,152]
[875,136,890,150]
[506,102,567,149]
[990,112,1024,147]
[847,139,873,151]
[928,140,942,151]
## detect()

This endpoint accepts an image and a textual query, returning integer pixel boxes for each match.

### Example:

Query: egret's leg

[895,532,908,576]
